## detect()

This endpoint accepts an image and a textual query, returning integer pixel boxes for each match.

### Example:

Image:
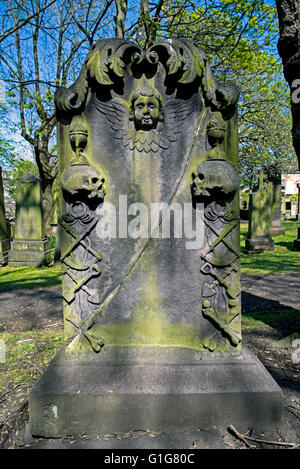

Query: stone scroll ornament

[55,38,240,354]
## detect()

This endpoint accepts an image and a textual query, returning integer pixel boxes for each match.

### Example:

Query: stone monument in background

[0,166,10,265]
[294,227,300,251]
[294,183,300,250]
[8,174,51,266]
[271,176,285,236]
[29,38,282,437]
[245,171,274,253]
[296,183,300,221]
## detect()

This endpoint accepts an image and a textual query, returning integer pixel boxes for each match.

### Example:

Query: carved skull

[61,164,105,199]
[191,160,239,197]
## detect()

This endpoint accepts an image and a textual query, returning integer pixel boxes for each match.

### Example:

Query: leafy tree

[0,0,115,235]
[154,0,298,187]
[0,139,16,169]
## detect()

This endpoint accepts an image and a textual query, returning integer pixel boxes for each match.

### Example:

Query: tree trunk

[275,0,300,169]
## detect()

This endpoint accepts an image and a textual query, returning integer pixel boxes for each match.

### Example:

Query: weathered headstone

[8,174,51,266]
[296,183,300,221]
[281,191,286,218]
[271,177,285,236]
[294,227,300,251]
[245,171,274,253]
[0,167,10,265]
[29,39,282,437]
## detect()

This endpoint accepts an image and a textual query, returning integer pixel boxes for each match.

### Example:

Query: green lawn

[0,265,62,290]
[241,220,300,275]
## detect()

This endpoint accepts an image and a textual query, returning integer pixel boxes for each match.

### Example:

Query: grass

[0,330,64,397]
[242,309,299,330]
[241,220,300,275]
[0,265,62,290]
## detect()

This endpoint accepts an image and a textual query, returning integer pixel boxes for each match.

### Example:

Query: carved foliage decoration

[55,38,239,116]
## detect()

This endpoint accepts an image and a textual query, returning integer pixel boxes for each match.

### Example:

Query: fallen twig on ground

[228,425,299,448]
[228,426,256,448]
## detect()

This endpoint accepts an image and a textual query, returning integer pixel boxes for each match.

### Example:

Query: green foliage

[5,160,37,199]
[290,193,298,203]
[0,140,16,169]
[241,190,249,206]
[158,0,298,188]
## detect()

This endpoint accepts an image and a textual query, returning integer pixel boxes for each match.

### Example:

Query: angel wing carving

[93,93,198,154]
[94,98,131,149]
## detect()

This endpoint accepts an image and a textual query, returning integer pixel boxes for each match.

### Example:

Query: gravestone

[296,183,300,221]
[245,171,274,253]
[281,191,286,218]
[271,177,285,236]
[240,200,249,220]
[0,167,10,265]
[294,227,300,251]
[8,174,51,266]
[29,38,282,437]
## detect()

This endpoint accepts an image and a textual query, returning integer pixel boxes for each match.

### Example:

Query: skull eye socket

[91,178,98,184]
[198,173,204,180]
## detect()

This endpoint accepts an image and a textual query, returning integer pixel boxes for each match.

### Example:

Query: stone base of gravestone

[271,223,285,236]
[271,227,286,236]
[245,235,274,254]
[0,238,10,265]
[29,346,282,437]
[294,228,300,251]
[8,238,51,267]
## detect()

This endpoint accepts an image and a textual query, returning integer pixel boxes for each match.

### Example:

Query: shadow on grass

[242,290,300,337]
[276,240,296,250]
[0,266,62,290]
[241,252,300,274]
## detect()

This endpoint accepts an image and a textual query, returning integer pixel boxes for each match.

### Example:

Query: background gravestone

[294,227,300,251]
[296,183,300,221]
[271,177,285,236]
[29,38,282,437]
[8,174,51,266]
[271,179,285,236]
[0,166,10,265]
[245,171,274,253]
[281,190,286,218]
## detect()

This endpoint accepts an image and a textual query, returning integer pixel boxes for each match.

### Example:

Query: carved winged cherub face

[130,87,163,131]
